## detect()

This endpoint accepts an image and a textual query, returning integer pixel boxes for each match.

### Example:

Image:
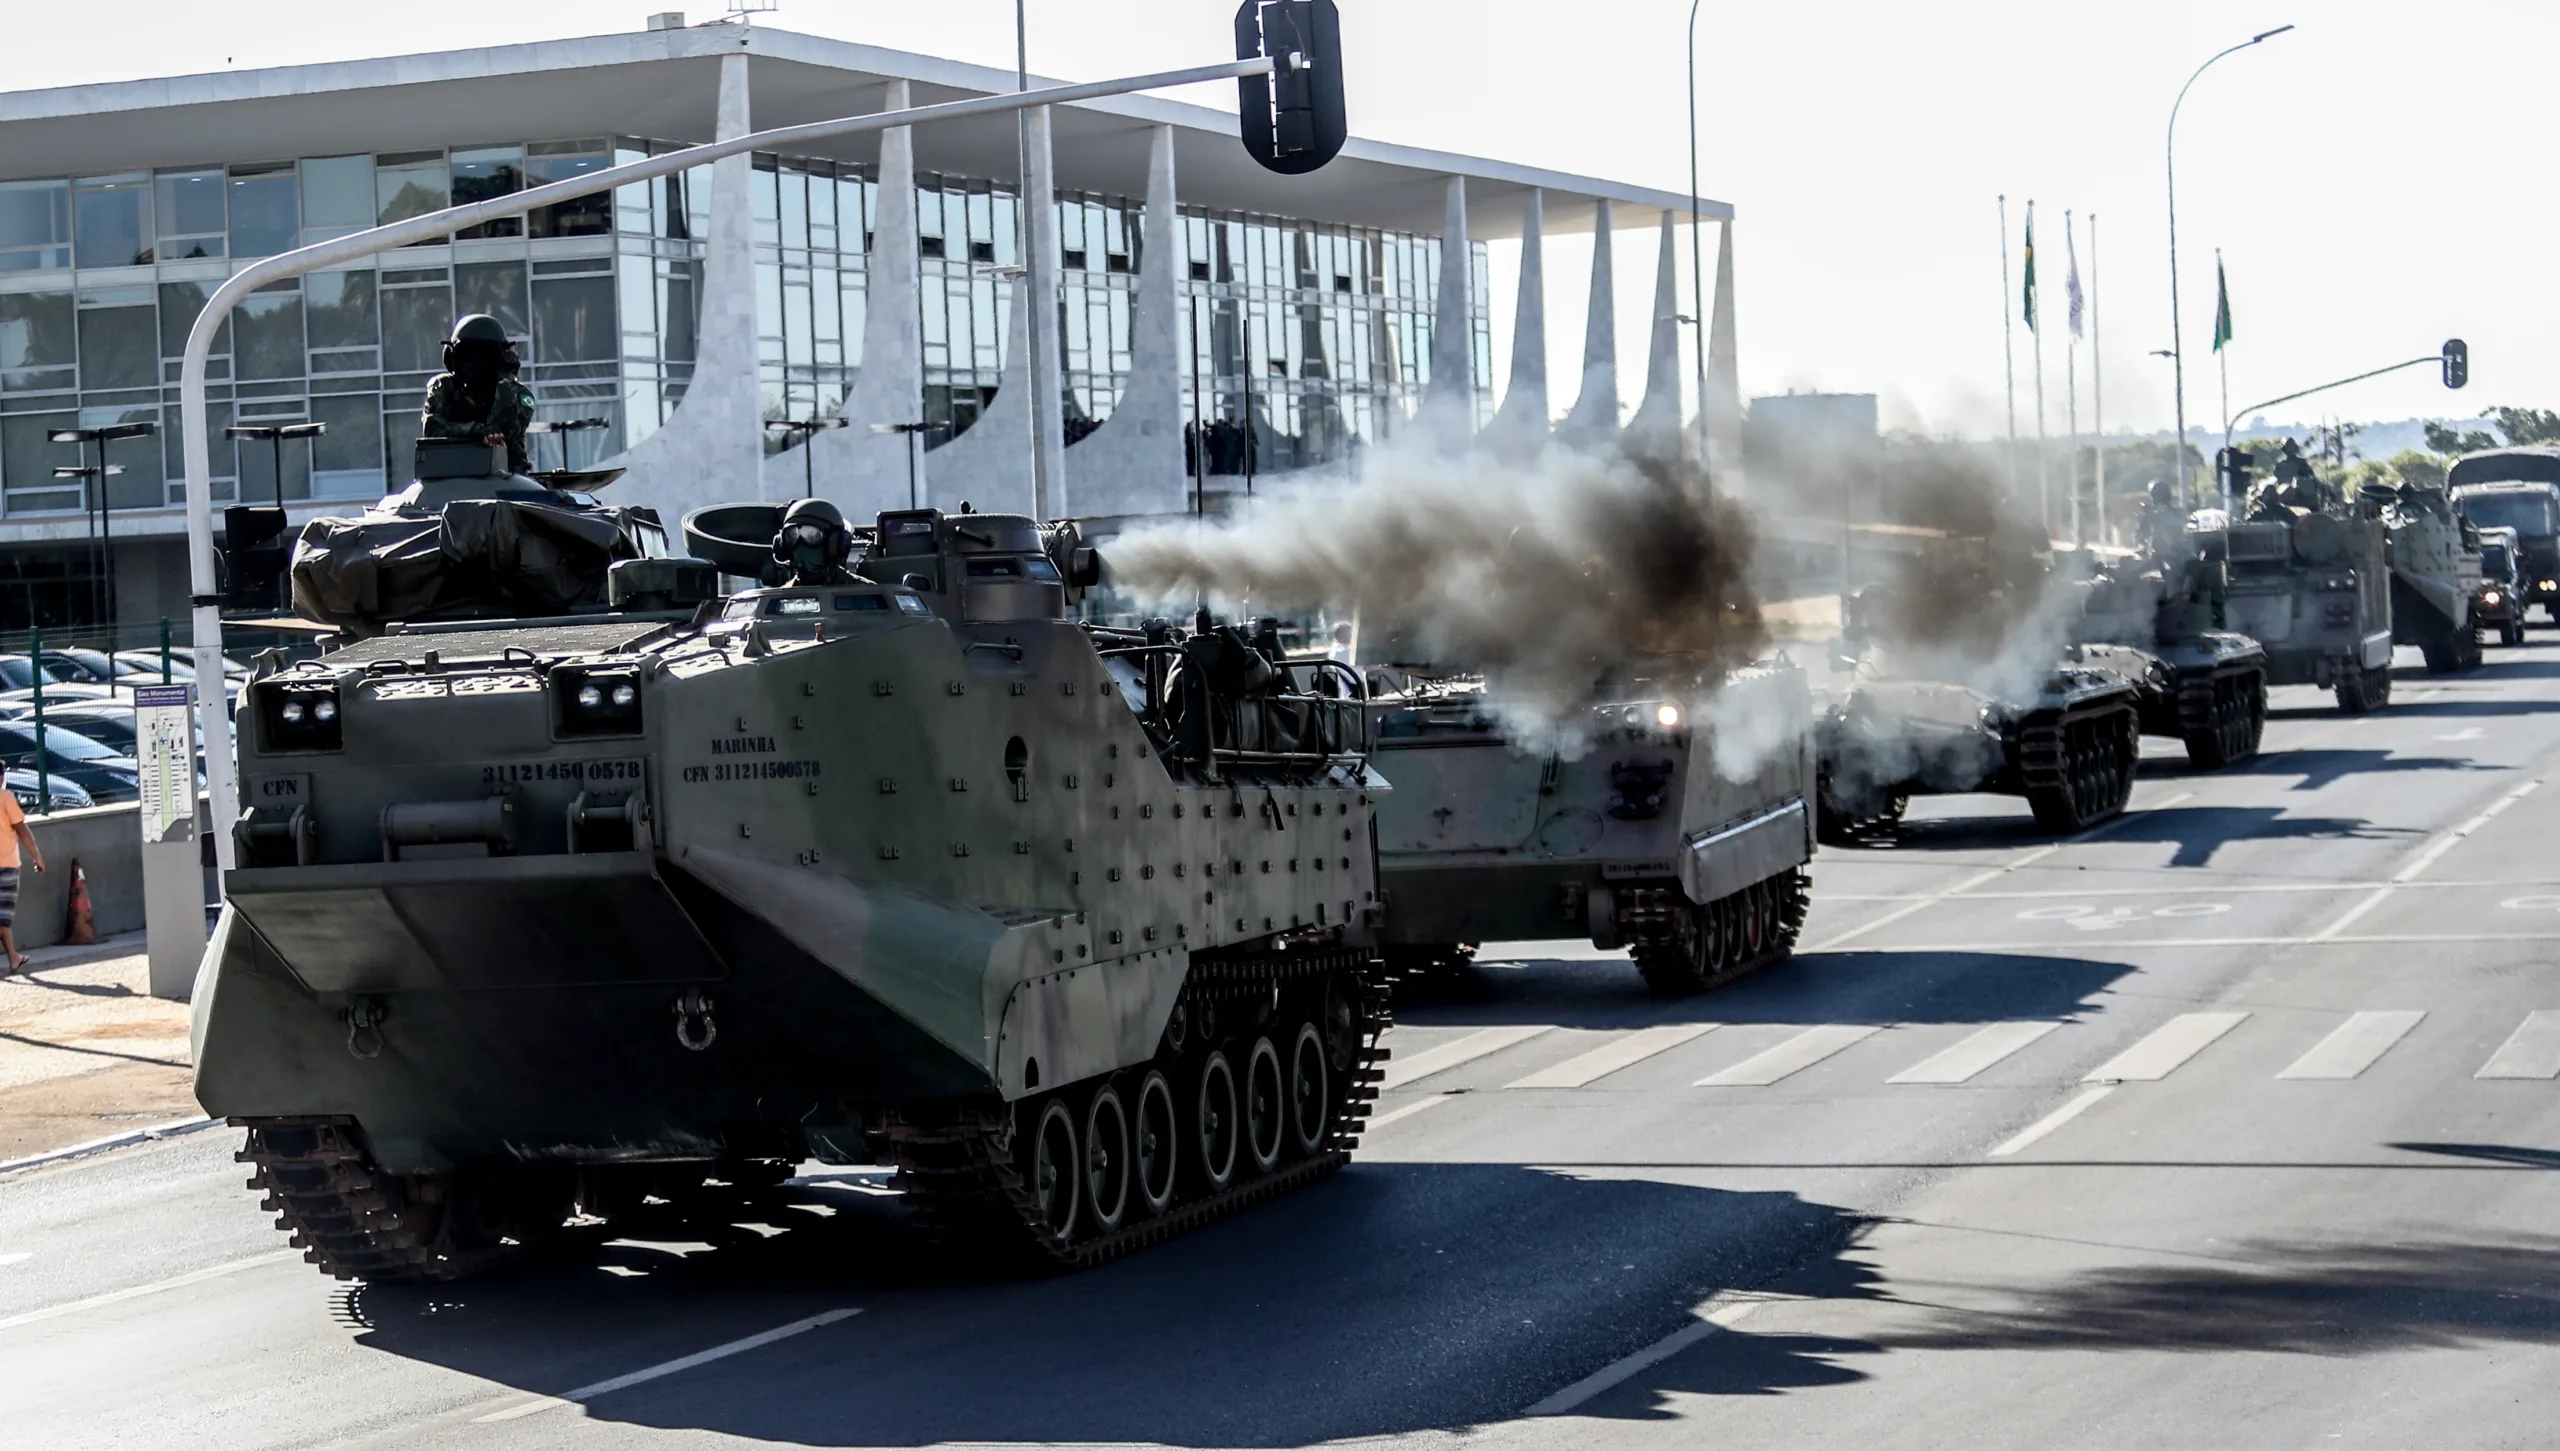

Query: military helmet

[450,314,509,345]
[773,497,852,581]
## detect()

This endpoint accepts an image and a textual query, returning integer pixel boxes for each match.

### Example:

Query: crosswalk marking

[1378,1025,1553,1090]
[1506,1024,1717,1090]
[2083,1012,2249,1082]
[2276,1011,2425,1080]
[1697,1024,1880,1087]
[1890,1021,2061,1085]
[2477,1010,2560,1079]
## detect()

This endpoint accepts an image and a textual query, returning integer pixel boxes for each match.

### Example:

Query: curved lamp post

[2167,23,2292,506]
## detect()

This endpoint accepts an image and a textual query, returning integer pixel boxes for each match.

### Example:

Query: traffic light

[1235,0,1346,175]
[2216,446,2253,500]
[2443,338,2469,390]
[221,504,291,612]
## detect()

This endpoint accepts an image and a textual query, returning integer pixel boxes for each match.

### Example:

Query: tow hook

[342,998,387,1060]
[673,988,718,1052]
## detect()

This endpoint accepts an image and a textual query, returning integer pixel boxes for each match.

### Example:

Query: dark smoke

[1105,440,1767,751]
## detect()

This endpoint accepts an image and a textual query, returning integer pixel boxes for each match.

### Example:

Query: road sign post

[135,682,203,1000]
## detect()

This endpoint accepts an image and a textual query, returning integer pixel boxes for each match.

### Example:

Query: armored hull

[2222,514,2395,712]
[1816,665,2140,841]
[1366,664,1815,997]
[196,507,1392,1278]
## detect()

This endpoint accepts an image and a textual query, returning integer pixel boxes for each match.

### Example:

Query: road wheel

[1132,1070,1179,1219]
[1242,1036,1287,1175]
[1026,1098,1081,1244]
[1081,1085,1132,1237]
[1192,1052,1240,1193]
[1287,1023,1330,1157]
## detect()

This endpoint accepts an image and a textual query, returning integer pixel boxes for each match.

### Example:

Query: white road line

[1377,1025,1554,1090]
[472,1308,862,1423]
[1506,1025,1717,1090]
[2083,1012,2249,1082]
[1521,1300,1764,1416]
[2477,1011,2560,1080]
[2276,1011,2425,1080]
[1697,1024,1880,1087]
[1828,880,2560,903]
[0,1250,297,1334]
[2316,778,2544,941]
[1843,932,2560,953]
[1809,792,2194,953]
[1988,1085,2115,1157]
[1889,1021,2061,1085]
[1364,1093,1453,1129]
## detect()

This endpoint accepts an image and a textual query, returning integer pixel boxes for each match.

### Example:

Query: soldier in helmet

[771,497,858,585]
[421,314,535,475]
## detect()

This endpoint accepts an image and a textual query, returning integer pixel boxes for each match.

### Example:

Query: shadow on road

[338,1164,1882,1444]
[1877,1231,2560,1357]
[2052,804,2405,869]
[1400,950,2135,1032]
[2270,696,2554,721]
[2194,749,2500,793]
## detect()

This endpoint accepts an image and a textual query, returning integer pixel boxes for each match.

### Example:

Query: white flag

[2065,213,2085,340]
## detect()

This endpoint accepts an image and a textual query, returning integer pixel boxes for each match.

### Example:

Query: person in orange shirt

[0,788,48,973]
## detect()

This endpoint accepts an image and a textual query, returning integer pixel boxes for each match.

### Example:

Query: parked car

[6,768,94,813]
[0,684,119,710]
[0,655,82,692]
[0,721,139,803]
[26,704,137,756]
[113,649,248,681]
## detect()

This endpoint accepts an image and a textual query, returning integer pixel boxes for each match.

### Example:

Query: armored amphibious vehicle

[2067,531,2267,770]
[195,454,1393,1279]
[1366,663,1815,997]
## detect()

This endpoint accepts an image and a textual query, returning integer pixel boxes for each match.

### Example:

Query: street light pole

[525,416,609,474]
[50,421,155,631]
[869,422,930,509]
[1685,0,1711,469]
[224,421,325,509]
[766,417,850,499]
[2167,23,2292,508]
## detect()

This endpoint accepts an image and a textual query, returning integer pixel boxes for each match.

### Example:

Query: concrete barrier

[10,802,197,952]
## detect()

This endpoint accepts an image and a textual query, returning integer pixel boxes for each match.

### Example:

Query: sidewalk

[0,932,201,1162]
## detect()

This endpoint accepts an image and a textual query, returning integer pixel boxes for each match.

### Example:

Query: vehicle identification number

[682,759,823,783]
[479,759,644,785]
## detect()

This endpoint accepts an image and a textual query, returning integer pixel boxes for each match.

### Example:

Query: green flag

[2022,204,2038,333]
[2213,255,2233,352]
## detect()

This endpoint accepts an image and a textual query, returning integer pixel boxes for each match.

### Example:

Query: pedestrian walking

[0,786,48,973]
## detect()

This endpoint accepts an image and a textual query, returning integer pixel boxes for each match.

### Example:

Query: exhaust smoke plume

[1105,439,1767,755]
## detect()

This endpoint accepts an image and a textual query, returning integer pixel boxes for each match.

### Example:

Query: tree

[2388,449,2449,491]
[2424,407,2560,455]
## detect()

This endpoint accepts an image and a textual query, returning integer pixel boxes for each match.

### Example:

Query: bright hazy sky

[1,1,2543,439]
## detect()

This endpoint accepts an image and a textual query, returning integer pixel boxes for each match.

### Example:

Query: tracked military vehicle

[2222,507,2396,713]
[2382,486,2485,674]
[1815,661,2139,842]
[2066,530,2267,770]
[1365,663,1813,998]
[194,448,1392,1280]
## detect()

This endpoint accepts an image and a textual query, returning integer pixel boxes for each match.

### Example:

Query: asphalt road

[8,644,2560,1449]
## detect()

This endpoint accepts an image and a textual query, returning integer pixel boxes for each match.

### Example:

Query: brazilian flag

[2022,204,2038,333]
[2213,256,2233,352]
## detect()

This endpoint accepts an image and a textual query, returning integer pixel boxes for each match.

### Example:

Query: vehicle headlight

[553,667,644,739]
[1655,702,1682,729]
[259,682,343,753]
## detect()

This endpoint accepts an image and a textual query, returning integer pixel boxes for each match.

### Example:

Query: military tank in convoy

[1363,661,1814,997]
[2064,496,2267,770]
[193,442,1392,1279]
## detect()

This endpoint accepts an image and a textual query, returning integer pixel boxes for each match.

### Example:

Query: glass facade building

[0,137,1488,523]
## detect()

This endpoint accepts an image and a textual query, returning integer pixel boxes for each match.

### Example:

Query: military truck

[1365,663,1813,998]
[2222,508,2395,711]
[2447,448,2560,623]
[2065,530,2267,770]
[2475,525,2526,646]
[195,447,1393,1279]
[2383,486,2485,674]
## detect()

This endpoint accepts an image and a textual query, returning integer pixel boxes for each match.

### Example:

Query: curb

[0,1115,221,1178]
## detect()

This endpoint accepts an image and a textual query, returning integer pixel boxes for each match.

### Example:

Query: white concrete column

[822,79,924,515]
[920,108,1061,518]
[1024,105,1067,518]
[1485,188,1548,458]
[1422,175,1474,439]
[1623,210,1687,463]
[611,48,764,527]
[1558,198,1619,447]
[1062,125,1184,518]
[1706,217,1742,473]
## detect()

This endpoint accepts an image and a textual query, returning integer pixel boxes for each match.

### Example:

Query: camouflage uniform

[421,372,536,475]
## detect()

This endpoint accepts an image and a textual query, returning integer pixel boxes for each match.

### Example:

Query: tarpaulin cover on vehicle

[290,498,645,637]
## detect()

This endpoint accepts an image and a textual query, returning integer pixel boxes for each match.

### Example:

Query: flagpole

[2066,207,2081,545]
[2031,200,2049,535]
[2216,248,2230,503]
[2000,194,2017,498]
[2092,213,2106,544]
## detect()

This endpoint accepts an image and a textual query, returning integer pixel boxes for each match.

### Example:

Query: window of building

[155,280,231,368]
[378,276,453,376]
[526,140,611,238]
[72,175,152,270]
[531,272,615,364]
[455,261,529,341]
[0,290,76,392]
[152,170,225,260]
[233,401,312,504]
[74,287,156,392]
[374,151,449,231]
[450,146,524,239]
[0,411,80,514]
[308,392,383,496]
[227,164,300,259]
[300,155,375,245]
[234,281,304,381]
[0,181,72,273]
[304,269,378,374]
